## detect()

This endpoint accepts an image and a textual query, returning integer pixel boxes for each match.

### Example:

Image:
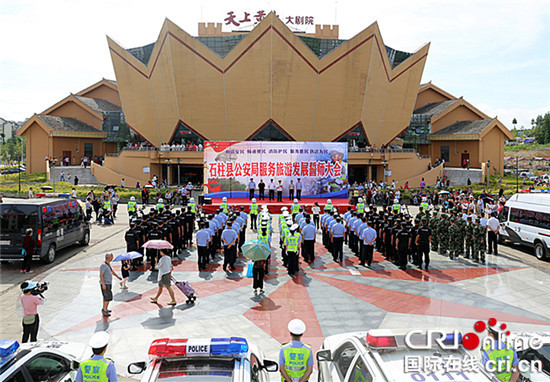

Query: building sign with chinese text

[223,10,315,29]
[203,141,348,198]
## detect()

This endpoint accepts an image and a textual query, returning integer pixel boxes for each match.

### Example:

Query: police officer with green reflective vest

[481,324,520,382]
[155,198,164,212]
[76,331,117,382]
[279,319,313,382]
[356,197,365,213]
[250,198,259,231]
[220,196,229,213]
[392,198,401,214]
[420,196,429,213]
[285,224,302,277]
[103,197,111,212]
[127,196,137,218]
[324,199,333,212]
[188,197,196,215]
[291,199,300,219]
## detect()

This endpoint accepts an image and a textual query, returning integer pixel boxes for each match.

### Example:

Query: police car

[0,338,89,381]
[506,331,550,381]
[127,337,278,381]
[316,329,500,381]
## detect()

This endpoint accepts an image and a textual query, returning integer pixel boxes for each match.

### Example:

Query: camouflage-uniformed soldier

[429,210,439,252]
[464,216,475,259]
[455,211,467,257]
[438,213,450,256]
[473,218,486,263]
[448,217,460,260]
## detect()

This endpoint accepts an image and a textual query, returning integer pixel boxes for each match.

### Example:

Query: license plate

[0,240,10,245]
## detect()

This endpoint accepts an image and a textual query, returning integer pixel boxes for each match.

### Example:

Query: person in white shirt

[150,250,177,305]
[268,179,276,201]
[71,188,77,198]
[28,187,34,199]
[486,213,500,256]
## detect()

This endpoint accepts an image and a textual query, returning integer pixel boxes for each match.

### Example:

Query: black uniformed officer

[383,217,394,261]
[395,221,411,270]
[147,222,163,270]
[410,218,420,265]
[183,207,194,247]
[416,218,432,269]
[125,222,139,268]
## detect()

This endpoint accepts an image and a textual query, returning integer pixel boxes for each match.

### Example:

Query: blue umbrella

[113,251,143,262]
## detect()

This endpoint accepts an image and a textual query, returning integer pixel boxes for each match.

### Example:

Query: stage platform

[201,198,351,214]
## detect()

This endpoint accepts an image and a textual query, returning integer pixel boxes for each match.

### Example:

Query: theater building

[21,14,511,187]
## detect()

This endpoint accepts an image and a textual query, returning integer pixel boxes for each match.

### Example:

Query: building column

[167,165,171,185]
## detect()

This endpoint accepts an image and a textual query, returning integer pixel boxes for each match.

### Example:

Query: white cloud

[477,103,550,130]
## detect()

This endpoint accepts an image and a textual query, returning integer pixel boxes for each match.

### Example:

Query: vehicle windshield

[0,205,38,235]
[536,345,550,374]
[157,358,234,381]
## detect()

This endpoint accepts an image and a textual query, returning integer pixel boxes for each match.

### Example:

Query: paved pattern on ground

[10,217,550,380]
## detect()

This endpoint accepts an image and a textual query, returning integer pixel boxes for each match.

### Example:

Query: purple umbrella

[113,251,143,262]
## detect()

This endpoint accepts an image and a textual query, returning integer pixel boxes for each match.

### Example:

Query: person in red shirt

[20,281,44,342]
[21,228,35,273]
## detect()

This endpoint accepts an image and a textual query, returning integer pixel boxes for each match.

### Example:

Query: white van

[498,192,550,260]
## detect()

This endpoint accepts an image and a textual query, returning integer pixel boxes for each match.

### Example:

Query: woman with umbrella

[241,238,271,295]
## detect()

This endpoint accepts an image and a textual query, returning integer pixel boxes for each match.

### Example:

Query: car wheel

[45,244,56,264]
[80,231,90,246]
[534,242,546,260]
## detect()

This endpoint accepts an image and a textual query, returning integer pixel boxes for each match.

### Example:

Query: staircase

[445,167,482,187]
[50,166,100,185]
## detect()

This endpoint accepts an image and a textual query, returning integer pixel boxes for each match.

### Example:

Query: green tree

[532,112,550,144]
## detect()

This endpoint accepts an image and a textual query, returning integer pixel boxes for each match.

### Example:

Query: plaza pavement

[1,205,550,381]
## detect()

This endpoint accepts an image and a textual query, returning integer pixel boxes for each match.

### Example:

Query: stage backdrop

[203,141,348,199]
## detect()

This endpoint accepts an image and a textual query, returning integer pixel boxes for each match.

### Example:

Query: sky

[1,0,549,130]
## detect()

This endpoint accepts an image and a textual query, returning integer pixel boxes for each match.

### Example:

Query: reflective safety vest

[156,203,164,211]
[282,228,290,242]
[351,364,369,382]
[79,358,111,382]
[285,233,300,252]
[325,203,333,211]
[220,202,229,213]
[281,342,312,382]
[250,203,258,215]
[353,189,359,197]
[393,203,401,213]
[483,343,515,381]
[103,200,111,210]
[421,202,429,211]
[128,201,136,212]
[189,202,196,213]
[356,203,365,213]
[292,204,300,214]
[258,233,269,243]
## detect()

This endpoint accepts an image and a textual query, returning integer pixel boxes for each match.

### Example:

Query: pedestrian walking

[279,319,313,382]
[120,260,130,289]
[20,281,44,343]
[252,259,266,295]
[76,331,118,382]
[28,187,34,199]
[21,228,35,273]
[100,253,122,316]
[150,250,177,305]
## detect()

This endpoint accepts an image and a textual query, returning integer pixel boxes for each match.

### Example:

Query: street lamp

[177,158,181,187]
[368,159,372,182]
[165,158,172,185]
[382,160,388,189]
[486,160,492,192]
[516,156,519,193]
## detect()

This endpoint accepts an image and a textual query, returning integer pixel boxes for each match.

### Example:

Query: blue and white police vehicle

[316,329,500,382]
[0,338,89,381]
[127,337,278,382]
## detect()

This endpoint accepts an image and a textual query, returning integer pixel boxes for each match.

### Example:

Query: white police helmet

[252,198,256,202]
[327,199,332,203]
[422,196,427,202]
[294,199,298,203]
[358,198,363,203]
[159,198,163,203]
[290,224,299,231]
[288,319,306,335]
[190,197,195,202]
[89,331,110,349]
[394,199,399,204]
[222,197,227,201]
[130,196,135,201]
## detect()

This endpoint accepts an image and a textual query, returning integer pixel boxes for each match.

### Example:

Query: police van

[0,198,90,263]
[316,329,499,381]
[497,192,550,260]
[127,337,279,381]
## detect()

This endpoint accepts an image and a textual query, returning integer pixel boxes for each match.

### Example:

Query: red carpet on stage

[202,198,351,214]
